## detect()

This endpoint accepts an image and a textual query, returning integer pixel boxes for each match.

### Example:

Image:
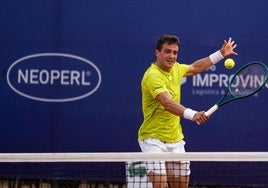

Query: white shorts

[138,138,190,176]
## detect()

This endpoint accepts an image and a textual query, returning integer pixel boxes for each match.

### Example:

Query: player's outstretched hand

[193,111,209,125]
[220,37,238,57]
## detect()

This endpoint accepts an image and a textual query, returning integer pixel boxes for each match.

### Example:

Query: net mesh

[0,152,267,188]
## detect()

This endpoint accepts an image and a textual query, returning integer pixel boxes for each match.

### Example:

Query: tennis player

[138,35,238,188]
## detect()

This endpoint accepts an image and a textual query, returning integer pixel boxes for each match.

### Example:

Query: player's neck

[155,61,171,73]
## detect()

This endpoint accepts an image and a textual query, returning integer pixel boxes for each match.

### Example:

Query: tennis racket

[205,61,268,116]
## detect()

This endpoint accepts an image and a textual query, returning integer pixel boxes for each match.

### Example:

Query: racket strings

[229,64,268,97]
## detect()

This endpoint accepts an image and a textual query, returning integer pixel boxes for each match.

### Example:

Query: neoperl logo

[7,53,102,102]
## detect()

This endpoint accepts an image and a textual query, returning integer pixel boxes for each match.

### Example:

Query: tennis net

[0,152,267,188]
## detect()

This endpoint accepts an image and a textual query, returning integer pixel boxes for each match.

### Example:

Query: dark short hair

[156,35,180,51]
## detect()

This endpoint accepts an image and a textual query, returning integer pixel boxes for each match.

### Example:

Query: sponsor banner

[190,65,267,97]
[7,53,102,102]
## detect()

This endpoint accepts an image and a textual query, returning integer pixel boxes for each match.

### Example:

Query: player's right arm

[155,91,208,124]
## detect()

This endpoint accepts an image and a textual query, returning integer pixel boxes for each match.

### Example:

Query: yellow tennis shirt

[138,62,189,143]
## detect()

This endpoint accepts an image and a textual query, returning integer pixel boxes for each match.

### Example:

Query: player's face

[156,43,179,72]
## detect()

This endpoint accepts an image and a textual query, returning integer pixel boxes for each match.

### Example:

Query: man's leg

[166,161,190,188]
[139,139,170,187]
[167,175,189,188]
[148,171,168,188]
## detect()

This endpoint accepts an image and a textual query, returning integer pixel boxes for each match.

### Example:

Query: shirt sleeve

[146,75,168,99]
[177,63,190,77]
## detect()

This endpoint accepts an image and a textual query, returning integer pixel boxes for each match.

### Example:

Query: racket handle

[205,105,219,116]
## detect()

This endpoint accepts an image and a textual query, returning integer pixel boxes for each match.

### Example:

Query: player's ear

[155,49,160,56]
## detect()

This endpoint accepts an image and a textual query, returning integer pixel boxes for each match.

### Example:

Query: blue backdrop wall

[0,1,267,154]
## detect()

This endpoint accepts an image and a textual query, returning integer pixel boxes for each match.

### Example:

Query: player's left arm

[185,37,238,76]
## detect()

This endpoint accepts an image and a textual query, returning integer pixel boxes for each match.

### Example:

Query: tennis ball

[224,58,235,69]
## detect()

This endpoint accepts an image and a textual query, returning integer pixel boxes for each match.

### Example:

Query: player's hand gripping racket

[205,61,268,116]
